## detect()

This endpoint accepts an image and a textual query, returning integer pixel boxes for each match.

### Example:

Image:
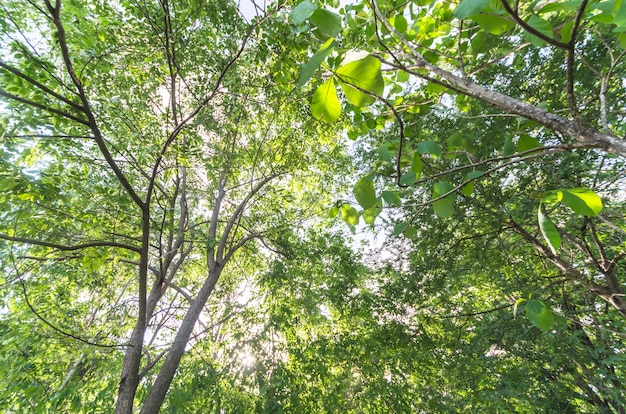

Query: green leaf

[453,0,490,19]
[503,138,515,156]
[461,182,474,196]
[538,206,560,254]
[311,78,341,122]
[560,188,603,217]
[417,140,442,157]
[336,55,384,106]
[298,39,336,88]
[291,1,317,25]
[403,225,418,240]
[382,190,402,207]
[363,205,381,225]
[340,203,359,225]
[353,176,377,209]
[411,155,423,179]
[525,299,555,331]
[525,15,554,46]
[400,172,417,186]
[328,206,339,218]
[466,170,484,179]
[393,222,408,236]
[471,15,515,35]
[517,134,542,152]
[310,9,342,37]
[432,182,456,218]
[394,14,408,33]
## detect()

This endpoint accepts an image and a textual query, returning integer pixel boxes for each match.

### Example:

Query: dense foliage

[1,0,625,412]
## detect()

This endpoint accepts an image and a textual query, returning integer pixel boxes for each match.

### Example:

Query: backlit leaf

[340,203,359,225]
[418,140,442,157]
[311,78,341,123]
[525,299,555,331]
[353,176,377,209]
[336,55,384,106]
[560,188,603,217]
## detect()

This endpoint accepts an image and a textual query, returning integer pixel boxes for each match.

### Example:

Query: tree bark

[139,262,224,414]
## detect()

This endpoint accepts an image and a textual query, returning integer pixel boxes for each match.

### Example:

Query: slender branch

[217,172,282,262]
[0,61,85,112]
[44,1,145,210]
[0,232,141,253]
[0,90,89,125]
[19,281,124,349]
[500,0,569,49]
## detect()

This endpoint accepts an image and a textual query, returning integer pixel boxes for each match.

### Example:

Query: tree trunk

[115,213,151,414]
[139,262,224,414]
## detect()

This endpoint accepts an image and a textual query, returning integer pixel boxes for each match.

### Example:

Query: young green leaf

[538,206,560,254]
[363,205,381,225]
[310,9,342,37]
[525,299,555,331]
[418,140,442,157]
[353,176,377,209]
[291,1,317,25]
[453,0,490,19]
[340,203,359,225]
[503,137,516,156]
[432,181,456,218]
[298,39,336,88]
[311,78,341,123]
[517,134,542,152]
[382,190,402,207]
[336,55,384,107]
[393,222,408,236]
[560,188,603,217]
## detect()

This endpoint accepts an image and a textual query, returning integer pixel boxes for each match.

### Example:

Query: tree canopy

[1,0,625,412]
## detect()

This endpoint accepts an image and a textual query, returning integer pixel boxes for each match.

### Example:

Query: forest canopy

[1,0,625,412]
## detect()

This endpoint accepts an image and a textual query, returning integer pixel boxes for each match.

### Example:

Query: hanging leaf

[453,0,491,19]
[461,182,474,196]
[411,154,423,178]
[525,299,555,331]
[418,140,442,157]
[393,222,408,236]
[353,176,377,209]
[517,134,542,152]
[538,206,560,254]
[400,172,417,186]
[310,9,342,37]
[311,78,341,122]
[503,137,516,156]
[525,15,554,47]
[382,190,402,207]
[432,181,456,218]
[471,14,515,35]
[363,205,382,225]
[291,1,317,25]
[340,203,359,225]
[336,55,384,107]
[560,188,603,217]
[403,225,418,240]
[298,38,336,88]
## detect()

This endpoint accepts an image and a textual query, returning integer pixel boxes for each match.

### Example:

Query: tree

[287,0,626,411]
[292,0,626,317]
[0,0,348,412]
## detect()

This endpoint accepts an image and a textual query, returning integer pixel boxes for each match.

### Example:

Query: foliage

[1,0,626,412]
